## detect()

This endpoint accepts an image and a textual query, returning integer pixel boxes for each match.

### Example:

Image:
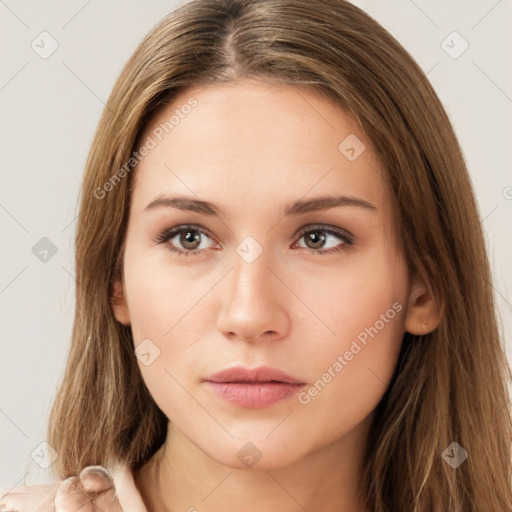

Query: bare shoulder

[0,481,61,512]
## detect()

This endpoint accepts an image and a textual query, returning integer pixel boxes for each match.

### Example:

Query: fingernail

[79,466,114,491]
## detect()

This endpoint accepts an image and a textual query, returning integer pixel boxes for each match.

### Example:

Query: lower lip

[205,382,306,408]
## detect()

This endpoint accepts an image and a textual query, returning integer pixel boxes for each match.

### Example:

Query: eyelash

[153,224,355,257]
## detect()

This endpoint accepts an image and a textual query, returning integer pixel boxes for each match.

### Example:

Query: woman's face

[112,79,424,470]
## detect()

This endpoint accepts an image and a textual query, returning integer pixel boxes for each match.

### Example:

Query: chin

[204,436,308,472]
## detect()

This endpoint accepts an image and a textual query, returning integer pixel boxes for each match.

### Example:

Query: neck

[134,415,372,512]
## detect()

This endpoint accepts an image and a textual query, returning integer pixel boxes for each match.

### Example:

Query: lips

[204,365,305,385]
[203,365,307,408]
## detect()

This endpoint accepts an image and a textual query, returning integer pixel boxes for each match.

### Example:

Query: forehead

[132,80,388,216]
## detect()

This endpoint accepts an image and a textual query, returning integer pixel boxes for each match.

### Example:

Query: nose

[216,247,290,344]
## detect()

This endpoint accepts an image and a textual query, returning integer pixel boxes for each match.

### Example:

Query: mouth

[204,365,306,408]
[204,381,306,408]
[204,365,305,385]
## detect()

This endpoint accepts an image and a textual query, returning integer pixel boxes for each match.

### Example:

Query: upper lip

[204,365,305,384]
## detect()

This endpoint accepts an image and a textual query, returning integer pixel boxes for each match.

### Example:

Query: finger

[0,483,60,511]
[79,466,123,512]
[79,466,114,493]
[54,476,93,512]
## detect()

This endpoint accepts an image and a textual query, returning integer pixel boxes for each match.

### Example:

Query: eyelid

[153,224,219,246]
[293,223,355,245]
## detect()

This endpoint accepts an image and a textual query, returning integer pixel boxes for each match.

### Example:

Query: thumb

[54,465,123,512]
[79,466,124,512]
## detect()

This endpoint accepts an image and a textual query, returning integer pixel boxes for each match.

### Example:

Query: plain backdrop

[1,0,511,488]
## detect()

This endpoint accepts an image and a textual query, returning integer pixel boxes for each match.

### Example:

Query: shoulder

[0,482,62,511]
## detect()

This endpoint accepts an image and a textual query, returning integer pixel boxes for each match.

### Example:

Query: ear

[404,272,442,335]
[110,277,131,326]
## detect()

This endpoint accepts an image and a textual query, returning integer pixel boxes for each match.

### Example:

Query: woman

[2,0,511,510]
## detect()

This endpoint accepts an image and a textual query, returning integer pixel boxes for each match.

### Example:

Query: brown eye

[154,223,354,257]
[294,225,354,255]
[179,229,202,250]
[154,225,216,256]
[303,231,327,250]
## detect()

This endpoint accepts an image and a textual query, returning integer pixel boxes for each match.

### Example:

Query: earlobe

[110,278,131,326]
[404,274,443,335]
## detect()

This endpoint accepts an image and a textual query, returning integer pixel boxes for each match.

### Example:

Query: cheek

[293,242,407,343]
[293,247,407,428]
[123,255,206,421]
[122,247,215,407]
[124,244,211,344]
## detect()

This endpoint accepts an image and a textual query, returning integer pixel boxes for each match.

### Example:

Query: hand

[54,465,124,511]
[0,482,60,511]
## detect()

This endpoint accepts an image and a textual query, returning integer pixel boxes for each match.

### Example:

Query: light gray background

[1,0,511,489]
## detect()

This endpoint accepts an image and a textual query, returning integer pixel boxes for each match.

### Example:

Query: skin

[0,467,123,511]
[111,79,441,512]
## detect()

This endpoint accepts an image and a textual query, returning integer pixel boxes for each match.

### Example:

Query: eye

[293,224,354,255]
[153,223,354,257]
[153,225,217,256]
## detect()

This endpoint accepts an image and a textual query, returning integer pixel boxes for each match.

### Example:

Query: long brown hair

[47,0,512,510]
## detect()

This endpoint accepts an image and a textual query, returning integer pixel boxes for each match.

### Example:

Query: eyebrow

[144,194,377,217]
